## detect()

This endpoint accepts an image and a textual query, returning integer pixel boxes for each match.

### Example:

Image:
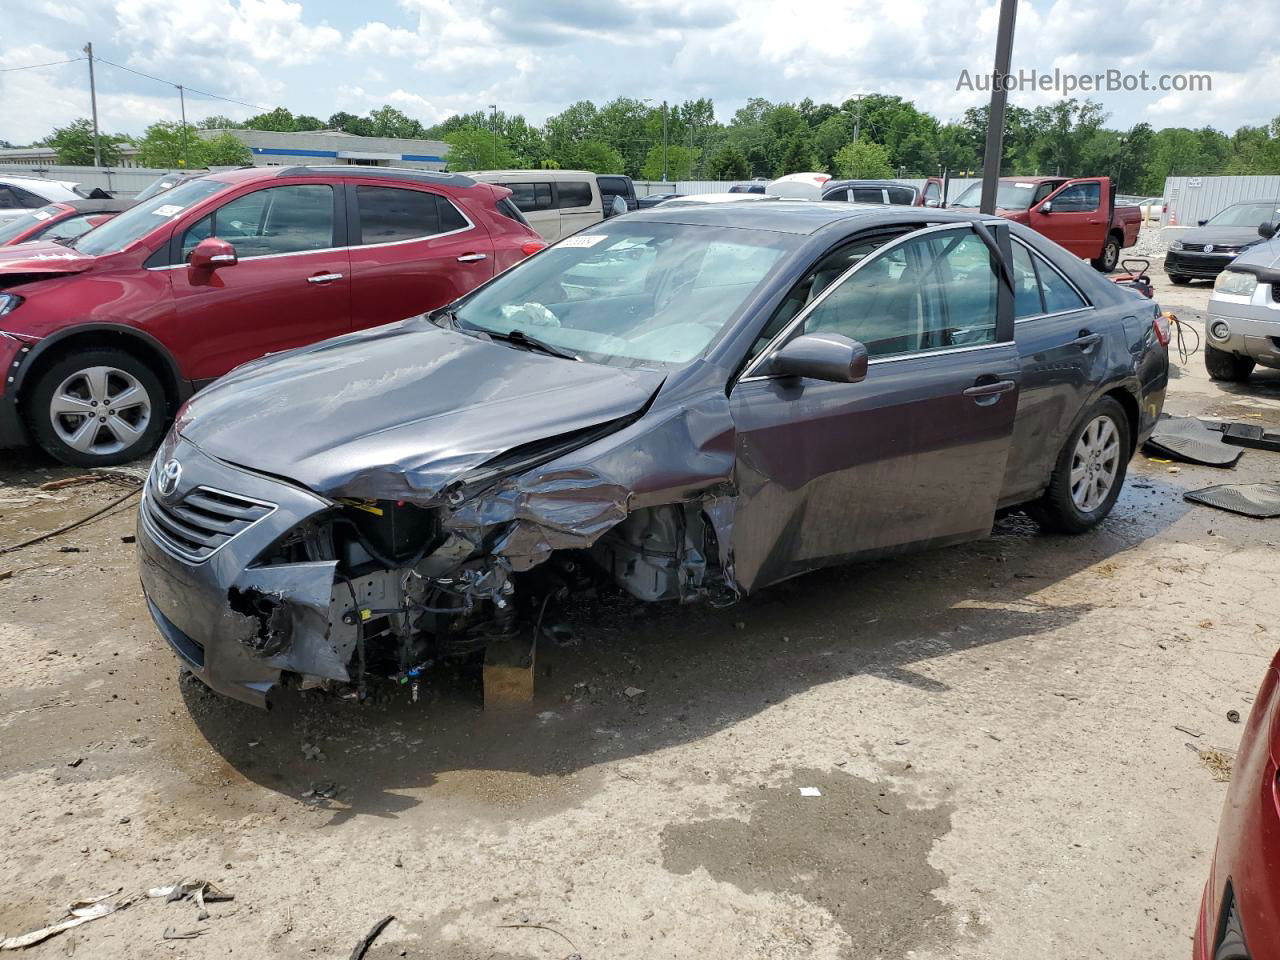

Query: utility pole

[83,42,101,167]
[489,104,498,169]
[849,93,866,142]
[177,84,188,167]
[979,0,1018,215]
[661,101,669,182]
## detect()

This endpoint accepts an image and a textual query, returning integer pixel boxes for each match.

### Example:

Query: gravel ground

[1,273,1277,959]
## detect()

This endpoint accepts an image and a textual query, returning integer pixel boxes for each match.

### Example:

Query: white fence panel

[0,164,191,198]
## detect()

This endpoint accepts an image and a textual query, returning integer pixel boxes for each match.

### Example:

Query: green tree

[561,140,625,173]
[327,111,370,136]
[201,132,252,166]
[707,144,749,181]
[444,126,514,171]
[197,114,244,130]
[133,121,203,168]
[367,105,425,139]
[245,107,298,132]
[775,133,819,177]
[45,118,124,166]
[833,140,893,179]
[640,143,696,180]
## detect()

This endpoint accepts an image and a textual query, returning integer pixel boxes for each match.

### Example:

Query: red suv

[0,166,544,466]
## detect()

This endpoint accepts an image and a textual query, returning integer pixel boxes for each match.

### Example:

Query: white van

[464,170,635,242]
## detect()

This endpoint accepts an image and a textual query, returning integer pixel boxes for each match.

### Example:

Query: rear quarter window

[507,182,554,213]
[557,181,594,209]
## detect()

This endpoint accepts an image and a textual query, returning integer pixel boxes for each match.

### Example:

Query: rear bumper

[1164,250,1235,278]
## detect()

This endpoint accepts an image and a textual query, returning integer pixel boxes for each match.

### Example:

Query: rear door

[557,178,602,236]
[346,182,494,329]
[999,236,1103,504]
[728,223,1020,590]
[1029,178,1106,258]
[171,182,351,380]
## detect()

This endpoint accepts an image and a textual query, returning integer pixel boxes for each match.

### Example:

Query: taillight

[1153,311,1171,347]
[520,241,546,256]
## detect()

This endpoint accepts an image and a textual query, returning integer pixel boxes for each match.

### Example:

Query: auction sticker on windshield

[152,204,184,217]
[559,234,607,248]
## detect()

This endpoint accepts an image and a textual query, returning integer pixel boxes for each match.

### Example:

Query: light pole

[489,104,498,169]
[979,0,1018,215]
[177,84,188,167]
[662,100,669,182]
[83,42,101,167]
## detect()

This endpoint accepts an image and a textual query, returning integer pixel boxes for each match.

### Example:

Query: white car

[656,192,779,207]
[765,172,833,200]
[0,176,87,224]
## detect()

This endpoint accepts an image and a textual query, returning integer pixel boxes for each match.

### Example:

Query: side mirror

[1197,218,1208,227]
[1259,221,1277,240]
[924,198,940,208]
[767,333,868,384]
[188,237,237,272]
[1038,201,1053,214]
[608,195,627,217]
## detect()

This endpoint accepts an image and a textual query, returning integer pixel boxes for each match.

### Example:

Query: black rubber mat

[1144,416,1243,467]
[1222,423,1280,452]
[1185,483,1280,518]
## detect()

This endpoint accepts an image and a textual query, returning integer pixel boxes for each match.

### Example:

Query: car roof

[628,200,989,235]
[823,179,918,190]
[203,165,480,189]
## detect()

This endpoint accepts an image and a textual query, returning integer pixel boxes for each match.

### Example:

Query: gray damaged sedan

[137,203,1169,707]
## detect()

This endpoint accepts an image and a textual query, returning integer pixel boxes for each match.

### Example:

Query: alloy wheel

[1069,414,1121,512]
[48,365,153,457]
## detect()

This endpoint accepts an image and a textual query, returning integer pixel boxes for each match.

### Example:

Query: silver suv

[1203,222,1280,381]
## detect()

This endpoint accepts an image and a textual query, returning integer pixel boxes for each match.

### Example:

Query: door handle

[963,379,1016,399]
[1072,331,1102,352]
[307,272,343,284]
[456,253,487,263]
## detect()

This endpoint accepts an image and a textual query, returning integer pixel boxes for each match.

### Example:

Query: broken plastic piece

[0,893,123,950]
[799,786,822,797]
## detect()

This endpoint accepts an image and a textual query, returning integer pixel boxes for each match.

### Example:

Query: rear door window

[1010,242,1044,318]
[507,182,554,213]
[1038,257,1088,312]
[356,186,439,243]
[557,181,593,209]
[886,186,917,205]
[851,187,885,204]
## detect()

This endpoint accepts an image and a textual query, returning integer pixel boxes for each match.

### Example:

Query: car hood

[1224,238,1280,270]
[0,241,95,277]
[1176,226,1265,247]
[181,319,665,502]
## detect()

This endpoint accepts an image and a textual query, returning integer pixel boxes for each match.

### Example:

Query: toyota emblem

[157,459,182,498]
[1204,243,1215,253]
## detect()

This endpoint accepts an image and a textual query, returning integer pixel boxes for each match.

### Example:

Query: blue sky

[3,0,1274,144]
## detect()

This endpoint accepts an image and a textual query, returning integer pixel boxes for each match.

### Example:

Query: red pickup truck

[944,176,1141,272]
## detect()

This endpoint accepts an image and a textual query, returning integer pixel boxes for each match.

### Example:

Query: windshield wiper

[484,328,580,361]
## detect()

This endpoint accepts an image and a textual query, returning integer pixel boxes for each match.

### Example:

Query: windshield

[0,208,50,244]
[1207,202,1280,227]
[74,178,229,256]
[952,181,1039,210]
[451,221,794,368]
[133,174,190,203]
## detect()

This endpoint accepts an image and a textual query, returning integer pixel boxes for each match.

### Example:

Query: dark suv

[0,166,543,466]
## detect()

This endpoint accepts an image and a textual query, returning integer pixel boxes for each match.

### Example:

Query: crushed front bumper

[136,435,338,708]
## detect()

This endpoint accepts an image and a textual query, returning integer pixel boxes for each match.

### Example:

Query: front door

[172,183,351,381]
[728,224,1020,592]
[1029,178,1105,259]
[346,183,494,330]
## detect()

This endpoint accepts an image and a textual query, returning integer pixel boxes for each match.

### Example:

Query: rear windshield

[74,178,229,256]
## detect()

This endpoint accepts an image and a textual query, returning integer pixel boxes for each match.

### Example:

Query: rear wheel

[1169,274,1192,285]
[26,348,168,466]
[1028,397,1130,534]
[1204,344,1255,382]
[1092,235,1121,272]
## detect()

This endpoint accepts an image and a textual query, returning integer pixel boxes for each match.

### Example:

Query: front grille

[143,483,276,563]
[1183,242,1206,252]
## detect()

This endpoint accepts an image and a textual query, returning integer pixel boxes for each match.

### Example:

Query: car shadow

[180,472,1192,824]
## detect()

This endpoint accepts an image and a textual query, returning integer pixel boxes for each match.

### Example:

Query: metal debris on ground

[1227,709,1241,723]
[0,891,133,950]
[348,915,394,960]
[497,922,580,957]
[624,686,645,699]
[161,927,205,940]
[1174,724,1203,738]
[301,781,338,803]
[146,879,233,909]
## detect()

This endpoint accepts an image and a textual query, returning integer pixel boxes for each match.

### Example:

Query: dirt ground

[1,271,1277,959]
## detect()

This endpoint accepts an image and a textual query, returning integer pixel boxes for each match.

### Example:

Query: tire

[1169,274,1192,285]
[26,348,168,467]
[1204,344,1255,383]
[1092,235,1121,272]
[1027,396,1131,534]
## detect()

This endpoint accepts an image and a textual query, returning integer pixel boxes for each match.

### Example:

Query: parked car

[637,193,682,209]
[821,180,920,205]
[1193,644,1280,960]
[0,198,131,247]
[465,170,636,241]
[656,192,779,206]
[727,181,768,194]
[0,176,92,224]
[949,176,1141,272]
[0,165,545,466]
[132,171,207,203]
[134,202,1168,709]
[1202,223,1280,381]
[766,172,833,200]
[1164,200,1280,284]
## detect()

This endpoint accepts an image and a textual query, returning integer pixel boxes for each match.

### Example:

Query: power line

[0,57,86,73]
[94,56,268,111]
